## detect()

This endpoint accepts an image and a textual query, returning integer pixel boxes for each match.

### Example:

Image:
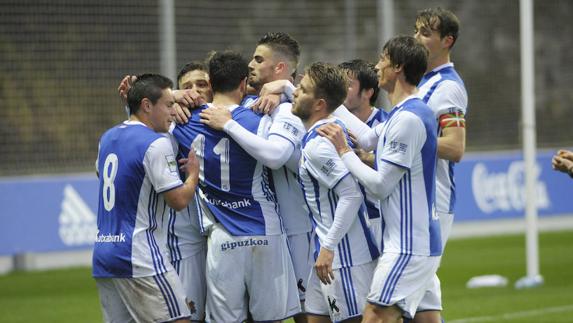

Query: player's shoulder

[392,100,433,129]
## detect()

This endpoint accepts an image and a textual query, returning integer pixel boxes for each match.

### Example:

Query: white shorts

[287,232,314,302]
[416,212,454,312]
[172,243,207,321]
[306,261,376,322]
[96,270,190,323]
[367,253,440,319]
[206,223,301,322]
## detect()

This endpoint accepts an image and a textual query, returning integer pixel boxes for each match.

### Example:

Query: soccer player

[338,59,385,246]
[93,74,200,323]
[172,51,300,323]
[319,36,440,323]
[338,59,384,128]
[293,62,379,323]
[200,32,313,322]
[166,61,213,322]
[413,8,468,323]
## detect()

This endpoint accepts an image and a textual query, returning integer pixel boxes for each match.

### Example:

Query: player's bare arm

[438,124,465,162]
[163,149,200,211]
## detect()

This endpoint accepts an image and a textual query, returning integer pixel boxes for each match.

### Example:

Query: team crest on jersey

[165,154,178,173]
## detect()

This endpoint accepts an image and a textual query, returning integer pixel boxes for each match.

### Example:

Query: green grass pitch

[0,230,571,322]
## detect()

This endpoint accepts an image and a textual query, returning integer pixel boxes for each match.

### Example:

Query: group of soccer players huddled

[93,7,467,323]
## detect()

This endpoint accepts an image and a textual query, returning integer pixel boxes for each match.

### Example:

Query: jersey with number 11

[93,121,183,278]
[173,104,282,236]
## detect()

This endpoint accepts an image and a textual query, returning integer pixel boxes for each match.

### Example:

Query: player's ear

[141,98,152,113]
[315,98,327,112]
[442,35,454,50]
[363,88,375,102]
[239,77,248,95]
[275,61,286,75]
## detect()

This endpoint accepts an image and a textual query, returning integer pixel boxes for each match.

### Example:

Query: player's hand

[552,154,573,174]
[179,149,200,179]
[173,102,191,124]
[315,247,335,285]
[259,79,290,96]
[348,130,359,149]
[173,89,205,109]
[118,75,137,102]
[251,94,281,115]
[557,149,573,162]
[317,123,352,156]
[200,105,232,130]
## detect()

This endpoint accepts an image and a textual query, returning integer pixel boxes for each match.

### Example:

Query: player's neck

[354,104,375,123]
[303,112,329,130]
[388,81,417,108]
[427,53,450,73]
[212,92,242,107]
[129,114,149,127]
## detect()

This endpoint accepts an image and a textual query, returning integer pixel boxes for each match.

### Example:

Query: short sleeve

[303,137,350,189]
[268,103,305,147]
[379,112,426,170]
[427,80,468,118]
[143,137,183,193]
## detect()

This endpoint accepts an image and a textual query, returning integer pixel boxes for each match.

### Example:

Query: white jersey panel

[268,103,311,235]
[376,98,441,256]
[417,63,468,214]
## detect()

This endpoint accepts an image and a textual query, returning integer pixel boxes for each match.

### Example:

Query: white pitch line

[449,304,573,323]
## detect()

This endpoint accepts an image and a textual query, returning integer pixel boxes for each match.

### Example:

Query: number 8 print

[102,153,118,211]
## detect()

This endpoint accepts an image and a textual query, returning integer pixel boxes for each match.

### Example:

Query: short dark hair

[383,36,428,86]
[306,62,347,112]
[208,51,249,93]
[258,32,300,77]
[338,59,380,106]
[416,7,460,48]
[127,74,173,115]
[176,61,208,88]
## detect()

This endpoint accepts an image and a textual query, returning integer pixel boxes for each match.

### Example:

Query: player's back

[173,104,281,236]
[299,118,379,269]
[376,97,441,257]
[93,121,179,278]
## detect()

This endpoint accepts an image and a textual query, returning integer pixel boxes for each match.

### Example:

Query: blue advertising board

[455,150,572,221]
[0,150,571,255]
[0,174,99,255]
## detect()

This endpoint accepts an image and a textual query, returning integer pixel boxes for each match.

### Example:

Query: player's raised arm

[319,122,406,200]
[163,149,200,211]
[200,103,299,170]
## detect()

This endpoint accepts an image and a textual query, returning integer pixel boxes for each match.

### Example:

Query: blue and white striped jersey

[418,62,468,214]
[160,129,206,263]
[172,104,282,236]
[361,108,388,221]
[241,96,312,236]
[299,118,379,269]
[93,121,183,278]
[376,97,441,256]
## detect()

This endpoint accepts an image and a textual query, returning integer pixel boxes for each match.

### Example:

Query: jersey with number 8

[93,121,183,278]
[173,104,282,236]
